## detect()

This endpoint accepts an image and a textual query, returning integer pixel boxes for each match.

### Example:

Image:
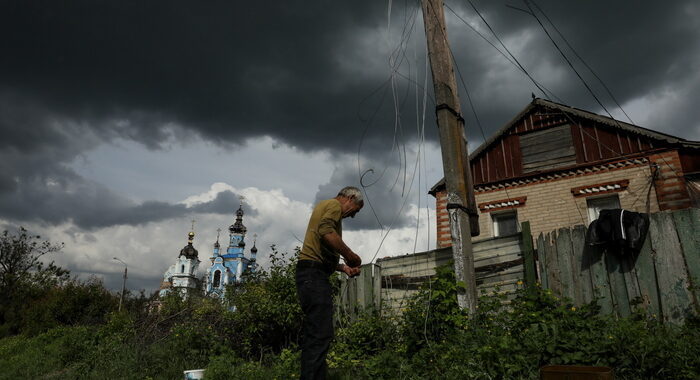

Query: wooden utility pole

[421,0,479,312]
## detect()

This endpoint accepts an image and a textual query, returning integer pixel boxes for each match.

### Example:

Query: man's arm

[322,231,362,267]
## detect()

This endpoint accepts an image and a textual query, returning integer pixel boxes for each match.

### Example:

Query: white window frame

[586,194,621,224]
[492,210,519,237]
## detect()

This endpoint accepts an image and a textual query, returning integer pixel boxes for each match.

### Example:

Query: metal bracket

[435,103,465,124]
[446,202,478,217]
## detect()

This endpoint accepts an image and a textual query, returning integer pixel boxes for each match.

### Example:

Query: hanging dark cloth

[585,209,650,254]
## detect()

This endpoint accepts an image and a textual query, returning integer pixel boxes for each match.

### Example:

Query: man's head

[336,186,364,218]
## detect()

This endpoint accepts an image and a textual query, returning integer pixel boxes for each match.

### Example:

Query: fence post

[521,221,537,294]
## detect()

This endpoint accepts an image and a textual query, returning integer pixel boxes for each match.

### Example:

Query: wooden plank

[521,139,575,158]
[570,226,588,305]
[545,231,563,297]
[338,278,348,319]
[604,246,631,318]
[373,264,382,311]
[521,222,537,293]
[580,235,603,307]
[570,124,586,163]
[362,264,374,309]
[521,139,575,155]
[672,208,700,313]
[649,212,693,323]
[523,157,578,171]
[520,130,574,148]
[555,228,576,302]
[473,234,522,251]
[589,244,613,315]
[509,134,523,177]
[619,249,643,315]
[633,232,661,318]
[538,233,549,289]
[521,146,576,165]
[478,266,524,283]
[520,124,572,141]
[347,276,357,320]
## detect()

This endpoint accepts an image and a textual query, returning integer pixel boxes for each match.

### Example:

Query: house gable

[467,98,692,186]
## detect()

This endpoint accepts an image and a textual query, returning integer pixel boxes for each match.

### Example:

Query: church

[158,204,258,299]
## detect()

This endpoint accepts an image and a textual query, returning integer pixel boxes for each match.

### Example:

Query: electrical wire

[518,0,682,181]
[525,0,634,124]
[444,2,563,103]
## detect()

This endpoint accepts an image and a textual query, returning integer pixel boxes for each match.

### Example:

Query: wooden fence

[537,208,700,323]
[338,225,534,316]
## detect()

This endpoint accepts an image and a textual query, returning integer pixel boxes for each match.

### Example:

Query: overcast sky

[1,0,698,292]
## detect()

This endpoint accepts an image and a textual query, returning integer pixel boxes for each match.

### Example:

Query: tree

[0,227,67,335]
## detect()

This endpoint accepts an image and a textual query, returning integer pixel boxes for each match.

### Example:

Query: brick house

[430,98,700,248]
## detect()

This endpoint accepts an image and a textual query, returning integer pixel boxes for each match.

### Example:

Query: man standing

[296,186,364,380]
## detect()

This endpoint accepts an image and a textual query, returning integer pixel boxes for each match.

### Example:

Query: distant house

[430,98,700,248]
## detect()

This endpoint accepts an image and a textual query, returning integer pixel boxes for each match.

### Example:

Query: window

[587,195,621,223]
[213,270,221,288]
[492,211,519,237]
[181,264,185,273]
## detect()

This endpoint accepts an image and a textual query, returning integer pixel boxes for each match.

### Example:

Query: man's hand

[322,231,362,267]
[341,264,361,278]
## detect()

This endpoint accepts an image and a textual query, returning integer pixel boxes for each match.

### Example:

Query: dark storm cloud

[0,0,395,152]
[314,146,428,231]
[444,0,700,138]
[1,0,699,229]
[1,0,698,150]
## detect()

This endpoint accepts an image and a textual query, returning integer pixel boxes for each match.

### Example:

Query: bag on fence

[585,209,649,254]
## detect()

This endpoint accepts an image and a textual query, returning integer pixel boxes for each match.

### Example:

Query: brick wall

[435,163,660,248]
[435,191,450,248]
[649,150,692,210]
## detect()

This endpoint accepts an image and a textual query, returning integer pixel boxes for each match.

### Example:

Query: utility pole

[421,0,479,312]
[113,257,128,312]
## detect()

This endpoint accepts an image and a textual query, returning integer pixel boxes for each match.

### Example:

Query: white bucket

[184,369,206,379]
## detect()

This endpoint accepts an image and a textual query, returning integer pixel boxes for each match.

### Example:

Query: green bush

[0,255,698,380]
[225,246,303,359]
[0,325,96,379]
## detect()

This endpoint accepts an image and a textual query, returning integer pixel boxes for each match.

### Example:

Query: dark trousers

[296,260,334,380]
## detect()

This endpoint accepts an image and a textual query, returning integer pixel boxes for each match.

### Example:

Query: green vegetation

[0,228,698,379]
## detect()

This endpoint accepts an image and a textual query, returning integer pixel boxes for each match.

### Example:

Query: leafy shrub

[20,277,118,335]
[225,246,303,359]
[400,262,468,352]
[1,254,698,380]
[330,310,400,366]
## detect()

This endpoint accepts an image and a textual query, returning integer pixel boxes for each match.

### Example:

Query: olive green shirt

[299,199,342,269]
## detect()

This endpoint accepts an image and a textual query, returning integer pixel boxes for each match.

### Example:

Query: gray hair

[337,186,363,203]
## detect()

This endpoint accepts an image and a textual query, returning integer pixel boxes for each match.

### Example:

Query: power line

[444,2,563,103]
[429,0,587,227]
[462,0,551,100]
[526,0,634,124]
[520,0,620,129]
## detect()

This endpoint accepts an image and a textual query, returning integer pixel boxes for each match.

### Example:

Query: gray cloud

[0,0,699,230]
[1,1,698,150]
[314,146,427,231]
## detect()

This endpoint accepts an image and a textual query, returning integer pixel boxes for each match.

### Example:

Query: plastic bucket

[184,369,206,379]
